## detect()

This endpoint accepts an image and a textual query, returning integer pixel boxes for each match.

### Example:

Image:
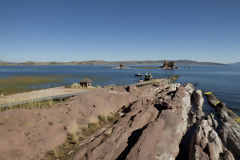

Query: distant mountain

[172,60,223,65]
[229,62,240,66]
[0,60,7,65]
[0,60,15,65]
[60,60,223,65]
[0,60,224,66]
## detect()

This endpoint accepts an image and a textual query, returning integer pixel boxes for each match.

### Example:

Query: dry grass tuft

[43,112,120,160]
[0,99,66,112]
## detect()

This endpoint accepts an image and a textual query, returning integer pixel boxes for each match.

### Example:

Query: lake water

[0,65,239,115]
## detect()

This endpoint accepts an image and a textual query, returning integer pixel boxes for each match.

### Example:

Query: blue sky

[0,0,239,63]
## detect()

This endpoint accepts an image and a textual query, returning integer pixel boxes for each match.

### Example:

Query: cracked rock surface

[1,80,239,160]
[72,83,192,160]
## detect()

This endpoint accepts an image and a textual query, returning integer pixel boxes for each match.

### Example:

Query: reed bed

[0,75,72,95]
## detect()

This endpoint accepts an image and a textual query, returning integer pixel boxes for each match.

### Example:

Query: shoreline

[0,86,90,110]
[0,77,177,110]
[0,78,165,110]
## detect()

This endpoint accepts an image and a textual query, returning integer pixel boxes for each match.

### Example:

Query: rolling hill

[0,60,224,66]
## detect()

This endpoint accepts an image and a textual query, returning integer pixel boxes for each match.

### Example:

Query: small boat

[134,73,142,77]
[144,73,152,81]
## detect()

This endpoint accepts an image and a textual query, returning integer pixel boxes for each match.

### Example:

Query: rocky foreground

[0,80,239,160]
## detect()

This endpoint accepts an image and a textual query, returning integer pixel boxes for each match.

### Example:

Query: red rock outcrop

[2,80,238,160]
[72,84,193,160]
[205,93,240,159]
[189,119,234,160]
[0,86,151,160]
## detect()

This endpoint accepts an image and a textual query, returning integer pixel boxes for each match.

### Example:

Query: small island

[114,63,128,69]
[159,60,179,69]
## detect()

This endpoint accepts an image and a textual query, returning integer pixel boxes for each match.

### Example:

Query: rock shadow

[116,125,147,160]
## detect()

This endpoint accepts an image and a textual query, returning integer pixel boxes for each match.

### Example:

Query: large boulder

[125,85,137,92]
[189,120,234,160]
[185,83,194,95]
[217,108,240,159]
[125,86,192,160]
[193,90,204,111]
[205,92,240,159]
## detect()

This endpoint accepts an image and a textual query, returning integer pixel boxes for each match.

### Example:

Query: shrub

[71,83,81,88]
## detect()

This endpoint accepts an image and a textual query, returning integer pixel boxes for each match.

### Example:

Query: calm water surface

[0,65,239,115]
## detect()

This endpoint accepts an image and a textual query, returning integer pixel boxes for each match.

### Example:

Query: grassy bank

[0,98,67,112]
[0,75,71,95]
[43,112,121,160]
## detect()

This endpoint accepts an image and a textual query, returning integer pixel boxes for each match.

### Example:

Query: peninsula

[0,78,239,160]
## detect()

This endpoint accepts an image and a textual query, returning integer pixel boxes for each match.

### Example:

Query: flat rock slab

[72,84,193,160]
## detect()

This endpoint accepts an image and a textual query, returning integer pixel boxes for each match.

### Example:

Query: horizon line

[0,59,229,64]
